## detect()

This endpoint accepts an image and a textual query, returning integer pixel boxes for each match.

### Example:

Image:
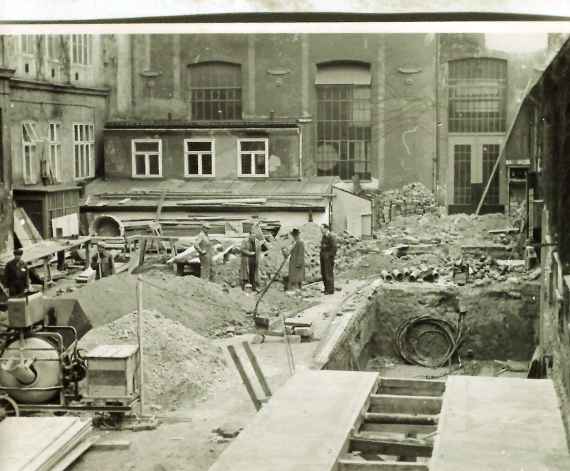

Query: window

[20,35,36,56]
[315,63,372,180]
[190,62,242,120]
[132,140,162,178]
[73,123,94,179]
[482,144,500,205]
[48,123,61,181]
[22,122,39,183]
[453,144,472,204]
[238,139,268,177]
[184,140,214,177]
[71,34,92,66]
[448,58,507,133]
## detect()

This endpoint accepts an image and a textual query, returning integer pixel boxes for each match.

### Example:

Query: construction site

[1,21,570,471]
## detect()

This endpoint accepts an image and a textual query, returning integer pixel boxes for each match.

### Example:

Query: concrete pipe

[91,215,123,237]
[381,270,393,282]
[409,270,420,282]
[392,269,404,282]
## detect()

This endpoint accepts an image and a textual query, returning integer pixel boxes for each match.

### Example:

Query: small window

[238,139,268,177]
[73,123,95,179]
[48,123,61,182]
[22,122,38,183]
[132,140,162,178]
[184,140,214,177]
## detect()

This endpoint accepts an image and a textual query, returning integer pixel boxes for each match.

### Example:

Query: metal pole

[136,275,144,417]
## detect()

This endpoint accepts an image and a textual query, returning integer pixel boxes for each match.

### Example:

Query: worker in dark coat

[4,248,29,297]
[240,231,258,291]
[285,228,305,291]
[91,244,115,280]
[320,224,337,295]
[194,223,214,282]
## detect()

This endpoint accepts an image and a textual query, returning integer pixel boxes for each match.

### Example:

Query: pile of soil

[372,182,438,224]
[80,310,227,406]
[63,266,311,337]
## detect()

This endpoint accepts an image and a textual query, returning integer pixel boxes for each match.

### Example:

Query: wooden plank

[369,395,442,415]
[349,437,433,458]
[377,378,445,397]
[50,434,100,471]
[360,422,437,435]
[227,345,262,411]
[364,413,439,426]
[92,439,131,450]
[242,341,272,398]
[339,459,429,471]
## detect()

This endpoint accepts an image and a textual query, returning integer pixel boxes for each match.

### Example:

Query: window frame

[20,35,36,57]
[47,122,62,182]
[131,139,163,179]
[237,138,269,178]
[22,121,39,184]
[73,122,95,180]
[70,34,92,66]
[183,139,215,178]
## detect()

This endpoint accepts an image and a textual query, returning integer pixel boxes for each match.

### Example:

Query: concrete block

[294,327,314,338]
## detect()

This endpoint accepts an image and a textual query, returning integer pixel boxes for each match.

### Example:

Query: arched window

[448,58,507,133]
[315,62,372,180]
[189,61,242,120]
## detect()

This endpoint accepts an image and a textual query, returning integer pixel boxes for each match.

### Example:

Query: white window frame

[70,34,92,66]
[48,122,61,182]
[131,139,163,178]
[184,139,215,177]
[22,122,39,184]
[73,123,95,180]
[237,138,269,177]
[20,35,35,57]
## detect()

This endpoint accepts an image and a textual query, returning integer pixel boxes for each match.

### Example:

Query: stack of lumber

[0,416,95,471]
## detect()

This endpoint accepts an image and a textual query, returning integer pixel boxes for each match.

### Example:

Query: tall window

[448,58,507,133]
[453,144,471,204]
[190,62,242,120]
[132,140,162,178]
[46,35,62,80]
[73,123,94,179]
[315,62,372,180]
[48,123,61,181]
[71,34,92,66]
[482,144,500,205]
[184,140,214,177]
[238,139,268,177]
[20,35,36,56]
[22,122,39,183]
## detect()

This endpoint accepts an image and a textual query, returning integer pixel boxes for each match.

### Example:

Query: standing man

[286,228,305,291]
[240,230,258,291]
[194,223,214,282]
[320,224,337,295]
[4,248,29,297]
[91,244,115,280]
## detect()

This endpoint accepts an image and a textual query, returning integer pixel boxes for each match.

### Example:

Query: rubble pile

[80,310,228,406]
[373,182,438,224]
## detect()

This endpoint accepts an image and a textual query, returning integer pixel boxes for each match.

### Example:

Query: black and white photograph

[0,2,570,470]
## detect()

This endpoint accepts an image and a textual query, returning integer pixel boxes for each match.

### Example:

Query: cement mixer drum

[0,336,61,403]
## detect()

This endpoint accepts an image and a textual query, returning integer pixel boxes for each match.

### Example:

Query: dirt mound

[80,310,227,406]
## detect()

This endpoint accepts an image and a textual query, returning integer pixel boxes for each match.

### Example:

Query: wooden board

[0,416,92,471]
[13,206,43,248]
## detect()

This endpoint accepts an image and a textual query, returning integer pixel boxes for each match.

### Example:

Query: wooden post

[136,275,144,417]
[227,345,261,411]
[242,341,272,398]
[84,241,91,269]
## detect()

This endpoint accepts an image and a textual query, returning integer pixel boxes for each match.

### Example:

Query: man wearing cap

[320,224,337,295]
[194,223,214,281]
[240,229,258,291]
[4,248,30,297]
[91,244,115,280]
[285,228,305,291]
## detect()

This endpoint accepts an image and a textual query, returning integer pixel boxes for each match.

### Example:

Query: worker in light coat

[320,224,337,295]
[285,228,305,291]
[194,223,214,282]
[4,248,30,297]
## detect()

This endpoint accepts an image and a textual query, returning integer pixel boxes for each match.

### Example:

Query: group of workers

[192,221,337,295]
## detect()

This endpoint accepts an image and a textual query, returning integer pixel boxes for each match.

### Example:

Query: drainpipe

[433,33,440,197]
[298,127,303,179]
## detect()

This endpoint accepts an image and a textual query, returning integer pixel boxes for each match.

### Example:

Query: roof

[105,120,301,130]
[13,183,82,193]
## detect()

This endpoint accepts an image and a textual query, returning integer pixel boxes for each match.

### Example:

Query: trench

[320,280,540,375]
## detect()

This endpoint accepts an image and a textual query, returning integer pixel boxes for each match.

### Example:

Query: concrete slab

[208,369,378,471]
[431,376,570,471]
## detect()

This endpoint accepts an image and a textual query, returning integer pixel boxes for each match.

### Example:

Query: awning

[315,63,372,86]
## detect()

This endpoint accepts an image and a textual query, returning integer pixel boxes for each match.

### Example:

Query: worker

[240,230,258,291]
[4,248,30,297]
[194,223,214,282]
[90,244,115,280]
[320,224,337,295]
[285,228,305,291]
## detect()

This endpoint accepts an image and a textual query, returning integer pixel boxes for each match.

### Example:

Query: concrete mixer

[0,291,140,414]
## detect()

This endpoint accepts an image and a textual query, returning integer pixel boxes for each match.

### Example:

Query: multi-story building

[0,33,109,250]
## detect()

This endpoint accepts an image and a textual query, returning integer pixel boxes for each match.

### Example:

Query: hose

[394,314,466,368]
